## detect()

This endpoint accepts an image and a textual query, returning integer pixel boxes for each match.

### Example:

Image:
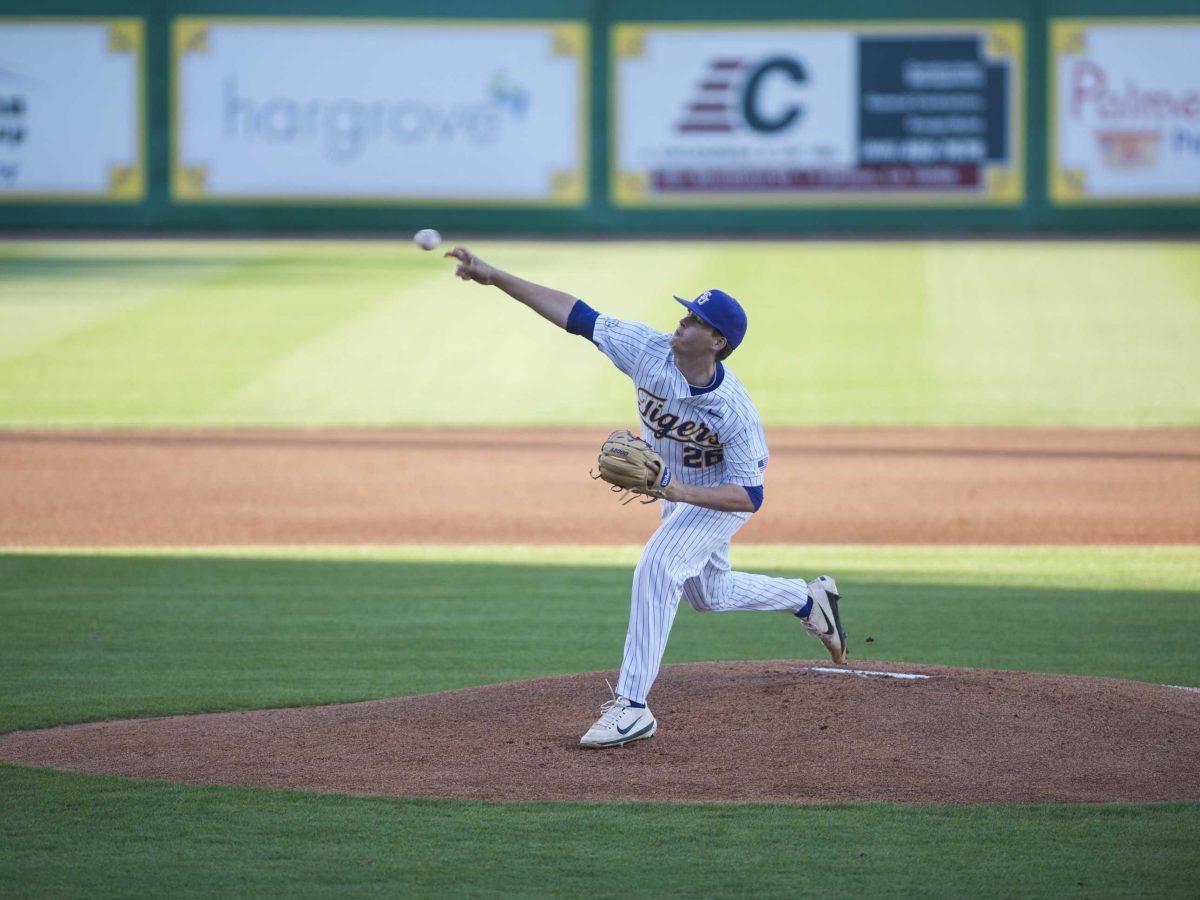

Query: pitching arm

[444,246,576,329]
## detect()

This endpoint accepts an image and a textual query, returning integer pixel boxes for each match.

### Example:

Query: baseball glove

[592,429,672,505]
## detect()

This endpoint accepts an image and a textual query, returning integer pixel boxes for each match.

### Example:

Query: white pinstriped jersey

[591,315,769,500]
[566,303,809,708]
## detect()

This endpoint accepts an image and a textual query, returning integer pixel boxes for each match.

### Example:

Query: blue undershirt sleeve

[565,299,600,343]
[743,485,764,512]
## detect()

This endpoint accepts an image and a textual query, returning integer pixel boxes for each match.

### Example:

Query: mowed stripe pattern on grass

[1,240,1198,426]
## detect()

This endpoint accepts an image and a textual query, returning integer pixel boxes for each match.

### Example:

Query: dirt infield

[3,427,1199,545]
[2,660,1197,804]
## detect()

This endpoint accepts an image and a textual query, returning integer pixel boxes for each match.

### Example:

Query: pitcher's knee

[697,573,735,611]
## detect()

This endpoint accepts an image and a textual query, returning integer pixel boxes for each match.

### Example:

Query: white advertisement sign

[0,20,143,201]
[1052,20,1200,203]
[173,19,587,205]
[612,22,1023,206]
[619,29,859,174]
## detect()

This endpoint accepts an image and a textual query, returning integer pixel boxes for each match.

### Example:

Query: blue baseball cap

[673,289,748,352]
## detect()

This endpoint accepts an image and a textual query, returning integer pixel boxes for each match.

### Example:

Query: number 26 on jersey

[681,446,724,468]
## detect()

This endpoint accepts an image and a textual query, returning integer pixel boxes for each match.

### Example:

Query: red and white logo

[676,56,808,135]
[1094,130,1161,169]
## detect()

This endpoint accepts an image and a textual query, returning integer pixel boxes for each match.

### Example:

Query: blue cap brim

[673,295,723,334]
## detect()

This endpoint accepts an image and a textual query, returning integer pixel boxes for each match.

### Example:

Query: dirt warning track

[2,427,1198,546]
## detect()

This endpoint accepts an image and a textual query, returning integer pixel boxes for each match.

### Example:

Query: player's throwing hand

[444,246,497,286]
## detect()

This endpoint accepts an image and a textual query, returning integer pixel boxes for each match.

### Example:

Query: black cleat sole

[826,591,848,663]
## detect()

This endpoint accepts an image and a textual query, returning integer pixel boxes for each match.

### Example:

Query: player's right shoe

[796,574,848,665]
[579,693,657,749]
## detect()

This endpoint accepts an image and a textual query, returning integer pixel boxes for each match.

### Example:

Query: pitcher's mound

[2,660,1197,804]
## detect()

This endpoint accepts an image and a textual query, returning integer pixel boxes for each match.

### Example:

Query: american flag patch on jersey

[757,457,769,470]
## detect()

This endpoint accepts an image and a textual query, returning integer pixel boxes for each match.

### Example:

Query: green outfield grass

[1,240,1198,427]
[2,546,1198,897]
[3,767,1197,900]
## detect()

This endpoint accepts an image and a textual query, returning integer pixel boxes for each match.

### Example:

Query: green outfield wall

[1,0,1198,234]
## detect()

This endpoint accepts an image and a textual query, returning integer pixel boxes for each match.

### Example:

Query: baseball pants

[614,499,808,704]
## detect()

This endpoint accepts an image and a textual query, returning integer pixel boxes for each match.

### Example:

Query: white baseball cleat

[796,574,848,665]
[579,689,657,749]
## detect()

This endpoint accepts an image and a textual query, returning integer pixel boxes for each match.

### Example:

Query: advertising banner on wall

[0,20,143,202]
[1051,19,1200,204]
[612,22,1023,206]
[173,19,588,205]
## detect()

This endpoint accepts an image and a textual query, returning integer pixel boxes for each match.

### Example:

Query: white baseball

[413,228,442,251]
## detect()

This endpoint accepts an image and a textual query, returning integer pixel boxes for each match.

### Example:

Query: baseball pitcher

[445,246,848,748]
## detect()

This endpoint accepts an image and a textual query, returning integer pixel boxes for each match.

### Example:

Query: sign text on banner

[612,21,1023,207]
[0,19,143,202]
[173,19,588,205]
[1051,19,1200,205]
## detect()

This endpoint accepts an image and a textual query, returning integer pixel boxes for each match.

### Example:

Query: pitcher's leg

[690,542,809,612]
[700,568,810,612]
[681,574,708,611]
[614,568,683,704]
[698,563,850,664]
[614,504,743,703]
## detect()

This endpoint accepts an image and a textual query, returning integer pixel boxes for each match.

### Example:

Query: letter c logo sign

[742,56,806,133]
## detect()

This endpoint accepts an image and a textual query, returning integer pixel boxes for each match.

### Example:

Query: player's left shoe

[796,574,848,665]
[579,692,657,749]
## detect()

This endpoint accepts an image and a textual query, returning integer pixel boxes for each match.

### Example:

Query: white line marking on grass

[1163,684,1200,694]
[809,666,931,680]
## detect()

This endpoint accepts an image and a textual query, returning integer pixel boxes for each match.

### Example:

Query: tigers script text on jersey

[570,306,769,507]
